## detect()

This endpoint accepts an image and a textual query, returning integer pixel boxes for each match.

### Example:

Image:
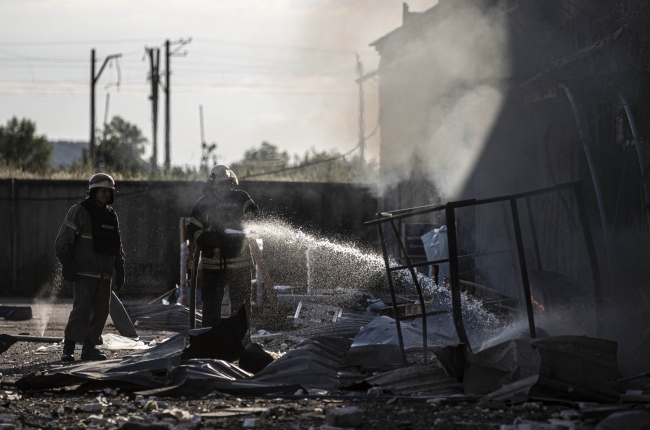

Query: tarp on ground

[342,316,446,368]
[252,336,353,392]
[16,331,350,396]
[16,331,188,391]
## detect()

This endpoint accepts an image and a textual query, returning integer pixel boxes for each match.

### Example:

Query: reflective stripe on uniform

[81,234,92,239]
[63,219,78,231]
[77,272,106,279]
[189,217,204,229]
[193,230,204,245]
[200,260,251,270]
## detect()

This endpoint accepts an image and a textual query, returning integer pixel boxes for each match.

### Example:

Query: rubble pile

[2,298,650,430]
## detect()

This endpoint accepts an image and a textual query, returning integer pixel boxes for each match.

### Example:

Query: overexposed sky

[0,0,436,167]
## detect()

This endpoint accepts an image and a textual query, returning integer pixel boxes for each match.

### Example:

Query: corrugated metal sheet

[125,304,203,332]
[364,363,462,395]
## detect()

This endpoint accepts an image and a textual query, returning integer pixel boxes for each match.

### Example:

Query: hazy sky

[0,0,436,168]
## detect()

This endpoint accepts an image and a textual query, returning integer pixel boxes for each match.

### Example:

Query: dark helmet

[88,173,115,190]
[87,173,115,204]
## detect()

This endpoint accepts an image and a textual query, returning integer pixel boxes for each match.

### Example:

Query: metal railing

[366,181,604,365]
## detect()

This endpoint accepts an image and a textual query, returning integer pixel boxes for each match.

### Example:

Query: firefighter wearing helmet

[187,165,259,329]
[54,173,126,361]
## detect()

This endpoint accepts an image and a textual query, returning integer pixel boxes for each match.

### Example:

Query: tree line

[0,116,377,183]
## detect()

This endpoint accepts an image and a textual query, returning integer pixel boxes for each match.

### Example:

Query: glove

[114,262,125,292]
[58,252,78,282]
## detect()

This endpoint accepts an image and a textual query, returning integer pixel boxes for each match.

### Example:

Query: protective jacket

[187,182,258,271]
[55,200,125,279]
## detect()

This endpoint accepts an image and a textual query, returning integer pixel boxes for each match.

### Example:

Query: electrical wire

[240,137,370,180]
[0,38,164,47]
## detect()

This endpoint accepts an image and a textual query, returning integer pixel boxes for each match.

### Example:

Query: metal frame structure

[366,181,604,365]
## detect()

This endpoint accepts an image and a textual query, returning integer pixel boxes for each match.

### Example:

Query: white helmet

[88,173,115,190]
[209,165,238,185]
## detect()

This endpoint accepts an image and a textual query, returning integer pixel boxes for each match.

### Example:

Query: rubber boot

[80,339,107,361]
[61,339,76,362]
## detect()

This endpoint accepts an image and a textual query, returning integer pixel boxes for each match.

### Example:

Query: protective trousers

[63,277,112,345]
[201,268,251,329]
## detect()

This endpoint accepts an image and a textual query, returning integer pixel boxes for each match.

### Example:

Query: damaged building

[366,0,650,374]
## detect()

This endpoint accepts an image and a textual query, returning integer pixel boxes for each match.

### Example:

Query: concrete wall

[0,179,378,297]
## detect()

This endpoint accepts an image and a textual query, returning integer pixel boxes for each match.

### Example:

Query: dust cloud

[377,0,512,199]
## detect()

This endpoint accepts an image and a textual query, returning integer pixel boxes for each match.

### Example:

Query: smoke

[377,0,512,199]
[32,266,64,337]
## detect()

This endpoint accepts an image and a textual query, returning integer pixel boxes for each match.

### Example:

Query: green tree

[80,116,148,175]
[230,141,378,183]
[0,117,52,174]
[230,141,290,178]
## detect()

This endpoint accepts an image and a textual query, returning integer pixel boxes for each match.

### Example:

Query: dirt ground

[1,301,648,429]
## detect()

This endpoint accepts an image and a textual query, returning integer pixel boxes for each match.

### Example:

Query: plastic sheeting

[252,337,353,392]
[17,331,189,391]
[342,316,446,368]
[101,334,151,350]
[421,225,449,280]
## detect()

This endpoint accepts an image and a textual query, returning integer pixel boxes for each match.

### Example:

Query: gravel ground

[1,301,648,429]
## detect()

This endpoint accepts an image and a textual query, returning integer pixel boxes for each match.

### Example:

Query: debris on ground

[481,336,620,403]
[0,289,646,429]
[343,316,443,368]
[0,305,32,321]
[123,303,203,332]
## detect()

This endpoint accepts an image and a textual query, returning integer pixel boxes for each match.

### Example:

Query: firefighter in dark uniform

[187,165,258,329]
[55,173,126,361]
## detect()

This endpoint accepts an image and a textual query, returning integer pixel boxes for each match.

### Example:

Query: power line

[0,38,164,47]
[240,143,361,179]
[0,37,376,57]
[355,51,365,161]
[200,37,366,55]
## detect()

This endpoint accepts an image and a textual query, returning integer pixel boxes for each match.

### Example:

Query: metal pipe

[510,198,537,338]
[389,220,428,364]
[618,371,650,383]
[525,197,550,312]
[558,83,614,291]
[365,182,583,225]
[573,185,605,336]
[377,223,407,365]
[444,205,471,347]
[525,197,543,272]
[618,92,650,227]
[11,335,63,343]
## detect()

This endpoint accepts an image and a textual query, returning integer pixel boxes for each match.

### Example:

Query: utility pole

[356,52,366,161]
[161,37,192,172]
[164,40,170,172]
[100,93,110,167]
[90,49,121,167]
[199,104,216,169]
[147,48,160,172]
